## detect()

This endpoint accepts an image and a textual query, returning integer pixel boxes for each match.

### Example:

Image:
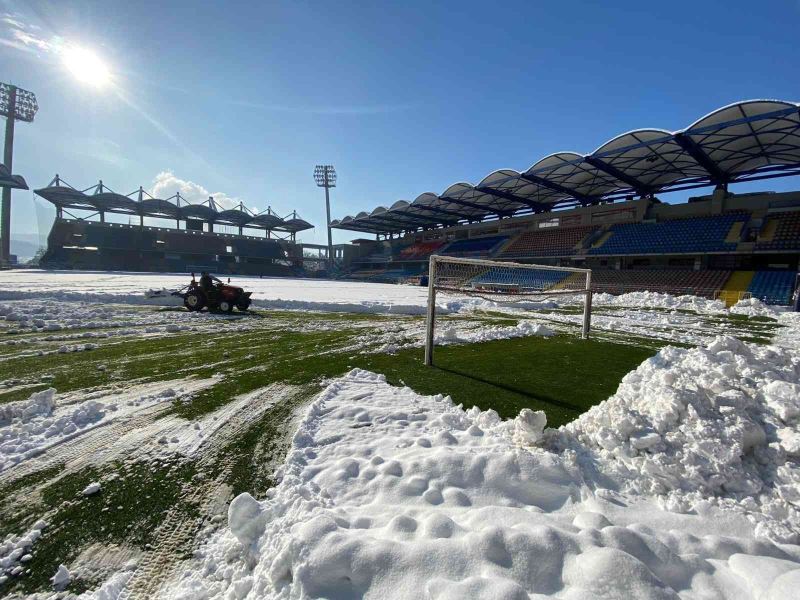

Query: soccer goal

[424,255,592,366]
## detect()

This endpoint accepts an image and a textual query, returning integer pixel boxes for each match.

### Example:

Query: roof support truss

[517,173,593,204]
[412,204,465,219]
[672,132,727,184]
[363,211,444,233]
[474,186,545,212]
[439,194,513,217]
[583,156,651,196]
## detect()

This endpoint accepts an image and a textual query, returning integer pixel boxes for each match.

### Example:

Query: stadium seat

[747,271,797,305]
[589,214,747,255]
[399,241,445,260]
[440,236,508,258]
[755,212,800,251]
[589,270,731,298]
[500,226,597,258]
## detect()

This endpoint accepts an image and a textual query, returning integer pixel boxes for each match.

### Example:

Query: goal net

[424,255,592,366]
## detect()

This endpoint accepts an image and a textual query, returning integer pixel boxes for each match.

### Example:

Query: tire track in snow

[120,383,306,600]
[0,404,167,487]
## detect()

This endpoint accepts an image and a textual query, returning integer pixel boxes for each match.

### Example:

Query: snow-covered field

[0,270,435,314]
[169,354,800,599]
[0,270,798,599]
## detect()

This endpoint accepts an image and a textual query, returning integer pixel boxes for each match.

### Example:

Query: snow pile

[731,297,783,318]
[77,569,134,599]
[0,390,108,471]
[51,563,71,590]
[562,336,800,543]
[436,320,554,345]
[82,482,102,496]
[590,290,727,313]
[0,388,55,426]
[165,365,800,599]
[0,520,47,584]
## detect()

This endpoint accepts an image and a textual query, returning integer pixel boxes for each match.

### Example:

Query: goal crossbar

[424,255,592,366]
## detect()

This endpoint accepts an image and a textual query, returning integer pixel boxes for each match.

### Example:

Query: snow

[2,271,799,597]
[82,481,102,496]
[561,335,800,544]
[587,290,728,313]
[731,297,786,318]
[436,321,554,345]
[0,520,47,584]
[0,390,108,472]
[0,269,763,318]
[0,270,437,315]
[164,357,800,599]
[0,379,214,473]
[0,388,55,425]
[76,569,134,600]
[51,563,70,590]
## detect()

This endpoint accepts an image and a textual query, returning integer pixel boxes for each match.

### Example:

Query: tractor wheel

[184,290,206,311]
[218,300,234,313]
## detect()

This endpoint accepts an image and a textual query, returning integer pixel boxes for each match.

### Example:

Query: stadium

[2,5,800,598]
[33,176,319,276]
[335,100,800,307]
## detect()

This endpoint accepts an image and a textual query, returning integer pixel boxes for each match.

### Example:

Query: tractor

[174,274,252,313]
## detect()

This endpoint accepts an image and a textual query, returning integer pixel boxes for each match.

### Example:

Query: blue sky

[1,0,799,247]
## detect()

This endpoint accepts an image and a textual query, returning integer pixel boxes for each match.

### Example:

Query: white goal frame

[424,255,592,366]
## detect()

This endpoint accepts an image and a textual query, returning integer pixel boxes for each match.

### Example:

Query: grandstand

[35,176,318,276]
[333,100,800,305]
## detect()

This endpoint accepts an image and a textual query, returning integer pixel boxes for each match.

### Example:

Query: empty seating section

[756,212,800,250]
[85,226,146,250]
[590,270,731,298]
[470,268,568,290]
[399,241,445,260]
[162,233,225,255]
[359,245,392,263]
[345,265,424,282]
[440,236,508,258]
[230,239,285,259]
[590,214,746,255]
[501,226,596,258]
[42,219,290,274]
[747,271,797,305]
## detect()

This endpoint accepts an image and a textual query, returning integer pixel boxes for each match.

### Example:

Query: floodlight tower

[314,164,336,271]
[0,83,38,265]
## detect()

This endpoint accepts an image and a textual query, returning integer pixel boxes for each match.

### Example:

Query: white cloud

[0,13,53,55]
[149,171,251,212]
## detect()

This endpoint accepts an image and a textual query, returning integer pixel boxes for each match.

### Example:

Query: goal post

[424,255,592,366]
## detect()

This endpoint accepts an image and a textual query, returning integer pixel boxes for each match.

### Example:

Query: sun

[62,45,111,87]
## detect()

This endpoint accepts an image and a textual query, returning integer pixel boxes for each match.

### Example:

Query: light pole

[0,83,38,266]
[314,164,336,272]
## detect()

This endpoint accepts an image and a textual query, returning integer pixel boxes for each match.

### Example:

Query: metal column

[582,270,593,339]
[424,256,438,366]
[324,172,333,271]
[1,86,16,265]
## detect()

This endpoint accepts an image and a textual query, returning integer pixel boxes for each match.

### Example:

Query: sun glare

[62,45,111,87]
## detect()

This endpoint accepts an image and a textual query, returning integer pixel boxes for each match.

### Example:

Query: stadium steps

[581,227,607,250]
[591,231,613,249]
[551,272,585,290]
[757,218,778,242]
[725,222,744,243]
[718,271,754,307]
[573,231,595,252]
[492,236,519,257]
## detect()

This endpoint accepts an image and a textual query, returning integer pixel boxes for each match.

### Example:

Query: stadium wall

[40,219,298,277]
[342,190,800,304]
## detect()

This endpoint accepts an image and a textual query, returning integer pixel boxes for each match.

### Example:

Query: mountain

[11,234,45,262]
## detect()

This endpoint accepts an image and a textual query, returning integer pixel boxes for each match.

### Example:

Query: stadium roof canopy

[0,162,28,190]
[34,176,313,233]
[333,99,800,235]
